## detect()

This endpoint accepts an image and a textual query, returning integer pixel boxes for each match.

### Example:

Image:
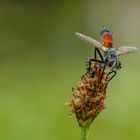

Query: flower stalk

[81,126,89,140]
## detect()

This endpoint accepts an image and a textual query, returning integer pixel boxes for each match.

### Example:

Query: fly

[75,27,139,82]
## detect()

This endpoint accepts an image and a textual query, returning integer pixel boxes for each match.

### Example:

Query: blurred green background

[0,0,140,140]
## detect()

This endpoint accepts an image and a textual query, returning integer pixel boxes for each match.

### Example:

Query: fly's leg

[86,58,105,77]
[86,58,105,71]
[105,71,117,84]
[95,48,104,61]
[88,47,105,71]
[85,48,105,77]
[94,48,107,80]
[82,48,105,79]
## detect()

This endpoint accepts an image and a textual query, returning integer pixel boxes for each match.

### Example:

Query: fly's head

[108,58,121,71]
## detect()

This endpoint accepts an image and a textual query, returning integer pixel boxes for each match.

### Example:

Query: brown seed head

[69,62,110,127]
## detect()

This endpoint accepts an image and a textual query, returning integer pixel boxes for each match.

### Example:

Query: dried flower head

[69,61,110,128]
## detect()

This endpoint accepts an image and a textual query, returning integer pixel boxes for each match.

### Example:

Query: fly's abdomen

[103,34,113,48]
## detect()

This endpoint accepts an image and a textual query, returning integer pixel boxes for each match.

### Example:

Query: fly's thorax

[104,48,117,61]
[104,48,121,71]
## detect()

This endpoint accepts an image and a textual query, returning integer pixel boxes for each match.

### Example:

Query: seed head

[69,62,110,128]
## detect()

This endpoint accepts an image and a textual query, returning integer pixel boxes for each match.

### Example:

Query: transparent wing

[75,32,108,52]
[117,46,139,56]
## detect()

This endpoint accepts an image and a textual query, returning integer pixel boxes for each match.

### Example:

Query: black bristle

[100,28,111,36]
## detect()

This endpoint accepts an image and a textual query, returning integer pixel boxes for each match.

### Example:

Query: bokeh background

[0,0,140,140]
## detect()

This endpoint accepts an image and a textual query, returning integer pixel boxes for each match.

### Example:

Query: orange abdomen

[103,34,113,48]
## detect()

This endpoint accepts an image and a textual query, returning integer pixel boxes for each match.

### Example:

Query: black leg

[86,58,105,71]
[85,58,105,77]
[89,58,105,64]
[106,71,116,84]
[94,48,104,61]
[98,63,107,84]
[96,48,104,61]
[82,47,105,78]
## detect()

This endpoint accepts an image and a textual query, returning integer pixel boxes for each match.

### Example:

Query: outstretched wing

[75,32,108,52]
[117,46,139,56]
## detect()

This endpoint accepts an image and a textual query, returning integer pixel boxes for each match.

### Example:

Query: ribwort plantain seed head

[69,62,110,128]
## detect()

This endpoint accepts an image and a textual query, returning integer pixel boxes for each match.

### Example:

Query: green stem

[81,126,89,140]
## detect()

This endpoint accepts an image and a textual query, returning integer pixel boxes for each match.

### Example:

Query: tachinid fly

[75,27,139,82]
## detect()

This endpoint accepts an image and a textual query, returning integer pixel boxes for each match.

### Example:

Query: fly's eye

[108,60,114,67]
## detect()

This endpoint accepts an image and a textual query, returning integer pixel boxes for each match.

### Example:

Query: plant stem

[81,126,89,140]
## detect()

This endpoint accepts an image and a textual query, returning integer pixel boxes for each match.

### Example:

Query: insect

[75,27,139,82]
